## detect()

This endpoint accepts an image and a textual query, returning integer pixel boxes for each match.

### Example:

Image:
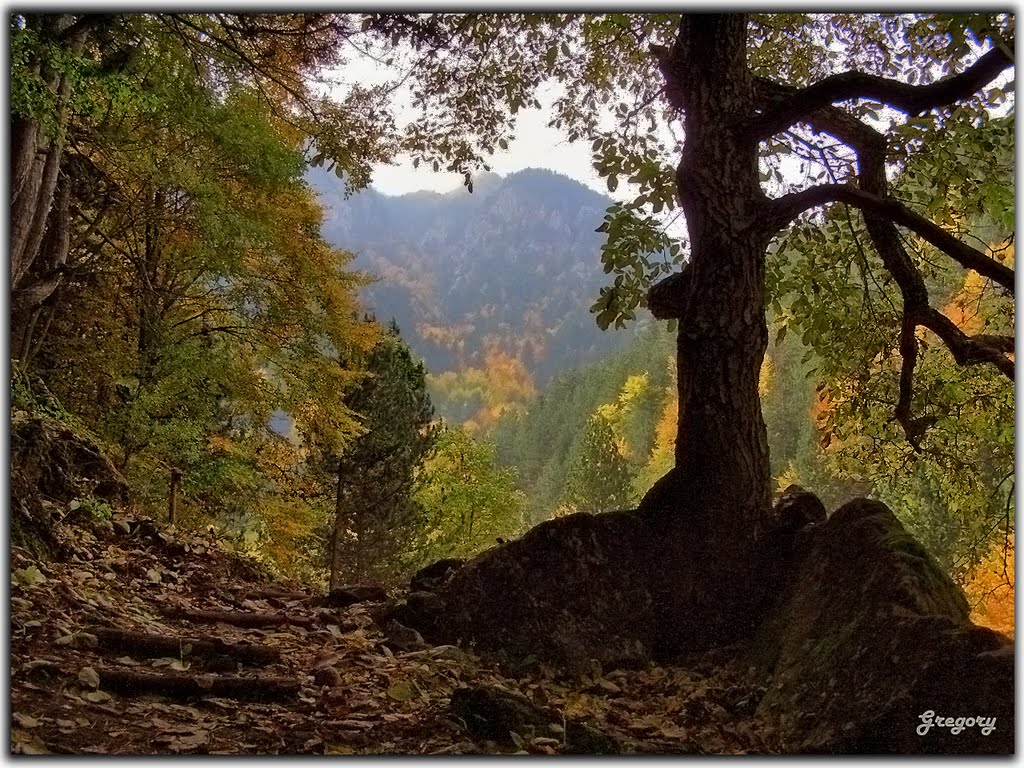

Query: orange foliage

[430,342,537,431]
[654,394,678,456]
[939,241,1014,337]
[418,321,475,352]
[941,271,987,335]
[963,535,1014,640]
[482,344,537,405]
[810,386,834,432]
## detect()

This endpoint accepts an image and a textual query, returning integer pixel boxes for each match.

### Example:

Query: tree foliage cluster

[10,12,1014,627]
[9,12,529,585]
[11,14,377,569]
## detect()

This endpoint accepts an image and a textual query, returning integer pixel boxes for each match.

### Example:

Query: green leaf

[387,681,416,701]
[13,566,47,586]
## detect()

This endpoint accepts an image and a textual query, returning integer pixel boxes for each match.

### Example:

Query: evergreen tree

[560,413,635,513]
[327,321,438,586]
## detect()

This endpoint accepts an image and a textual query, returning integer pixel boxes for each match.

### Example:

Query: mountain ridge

[308,165,635,418]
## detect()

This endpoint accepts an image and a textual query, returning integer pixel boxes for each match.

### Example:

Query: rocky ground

[10,513,780,755]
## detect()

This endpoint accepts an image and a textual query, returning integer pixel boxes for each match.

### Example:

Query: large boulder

[403,509,660,673]
[750,497,1012,754]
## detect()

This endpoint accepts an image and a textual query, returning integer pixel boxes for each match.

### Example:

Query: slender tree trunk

[329,460,347,589]
[11,17,89,313]
[13,172,73,364]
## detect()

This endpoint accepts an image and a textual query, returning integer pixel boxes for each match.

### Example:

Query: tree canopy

[10,10,1014,606]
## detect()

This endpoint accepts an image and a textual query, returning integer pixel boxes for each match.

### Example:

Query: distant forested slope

[308,167,631,418]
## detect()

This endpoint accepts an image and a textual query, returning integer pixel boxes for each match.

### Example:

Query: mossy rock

[750,497,1012,754]
[10,414,129,560]
[409,509,660,673]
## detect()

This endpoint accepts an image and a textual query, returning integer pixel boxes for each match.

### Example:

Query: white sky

[373,89,607,197]
[328,53,614,197]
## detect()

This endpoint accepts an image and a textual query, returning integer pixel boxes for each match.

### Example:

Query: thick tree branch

[770,184,1015,295]
[894,313,928,451]
[972,334,1015,354]
[917,307,1015,379]
[750,40,1013,138]
[753,78,1014,447]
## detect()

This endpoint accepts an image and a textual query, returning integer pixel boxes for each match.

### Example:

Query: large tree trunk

[636,13,773,649]
[394,14,777,661]
[646,15,771,524]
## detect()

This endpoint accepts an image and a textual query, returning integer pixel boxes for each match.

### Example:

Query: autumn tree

[366,12,1014,658]
[10,13,395,366]
[14,14,395,569]
[410,425,527,567]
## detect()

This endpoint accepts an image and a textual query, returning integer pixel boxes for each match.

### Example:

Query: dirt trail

[10,516,777,755]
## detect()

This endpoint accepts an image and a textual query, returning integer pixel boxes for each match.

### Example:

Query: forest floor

[10,514,780,755]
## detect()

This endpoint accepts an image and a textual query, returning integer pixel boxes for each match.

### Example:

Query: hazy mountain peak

[313,164,627,412]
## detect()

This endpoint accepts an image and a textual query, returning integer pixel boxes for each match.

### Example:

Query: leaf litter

[10,515,777,754]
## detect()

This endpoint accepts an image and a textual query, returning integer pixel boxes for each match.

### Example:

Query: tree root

[161,607,315,628]
[89,626,280,665]
[96,668,299,701]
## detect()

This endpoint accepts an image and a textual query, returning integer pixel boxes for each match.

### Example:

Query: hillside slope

[308,167,629,390]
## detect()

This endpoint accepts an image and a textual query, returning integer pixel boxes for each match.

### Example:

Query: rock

[449,684,550,742]
[313,667,342,688]
[323,585,388,608]
[410,558,464,592]
[564,721,619,755]
[750,497,1012,754]
[404,509,660,670]
[771,484,827,530]
[18,660,62,683]
[78,666,100,689]
[382,620,427,652]
[379,591,443,635]
[754,486,830,625]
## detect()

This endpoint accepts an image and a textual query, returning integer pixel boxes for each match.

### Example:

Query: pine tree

[328,321,438,585]
[560,413,635,513]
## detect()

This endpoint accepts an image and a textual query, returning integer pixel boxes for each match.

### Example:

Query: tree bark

[328,459,347,590]
[645,14,771,520]
[10,16,91,358]
[89,626,281,665]
[636,14,774,646]
[161,606,316,628]
[96,668,300,701]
